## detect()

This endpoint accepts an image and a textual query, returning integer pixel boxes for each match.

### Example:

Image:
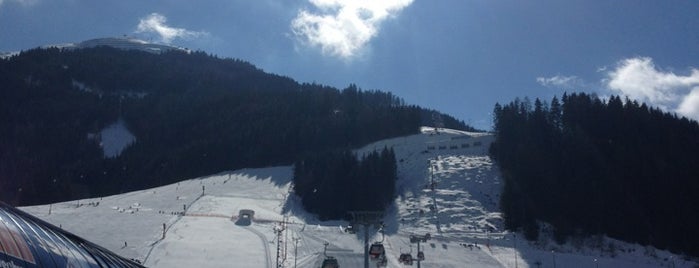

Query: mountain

[0,40,477,206]
[19,127,696,267]
[1,37,185,59]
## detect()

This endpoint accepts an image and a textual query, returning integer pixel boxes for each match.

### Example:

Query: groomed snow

[21,128,697,267]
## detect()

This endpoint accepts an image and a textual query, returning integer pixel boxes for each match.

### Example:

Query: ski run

[21,127,695,267]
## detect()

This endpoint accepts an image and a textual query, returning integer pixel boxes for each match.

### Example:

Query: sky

[2,0,699,129]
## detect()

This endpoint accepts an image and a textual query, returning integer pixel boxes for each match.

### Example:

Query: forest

[490,93,699,256]
[293,147,397,220]
[0,47,474,206]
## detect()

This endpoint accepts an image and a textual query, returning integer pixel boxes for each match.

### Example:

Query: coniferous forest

[0,47,475,207]
[293,147,397,220]
[490,93,699,256]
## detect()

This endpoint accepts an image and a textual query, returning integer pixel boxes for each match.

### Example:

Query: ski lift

[399,253,413,265]
[321,256,339,268]
[369,242,385,259]
[377,255,388,267]
[417,251,425,261]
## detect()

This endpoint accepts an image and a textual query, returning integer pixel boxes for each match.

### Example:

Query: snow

[20,127,697,267]
[0,51,19,59]
[99,118,136,158]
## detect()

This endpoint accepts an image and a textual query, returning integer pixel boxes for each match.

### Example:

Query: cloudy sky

[2,0,699,129]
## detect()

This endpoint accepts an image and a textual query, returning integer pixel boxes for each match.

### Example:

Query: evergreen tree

[492,93,699,256]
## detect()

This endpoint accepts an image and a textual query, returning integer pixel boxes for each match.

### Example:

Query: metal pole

[284,217,288,262]
[673,257,676,268]
[670,255,675,268]
[514,234,518,268]
[293,237,300,268]
[416,240,421,268]
[552,250,556,268]
[364,225,369,268]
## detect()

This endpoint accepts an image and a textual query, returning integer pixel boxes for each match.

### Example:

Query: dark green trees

[491,93,699,256]
[293,147,397,220]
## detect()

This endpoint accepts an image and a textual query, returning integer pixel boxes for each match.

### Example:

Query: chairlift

[369,242,385,259]
[377,255,388,267]
[321,256,339,268]
[417,251,425,261]
[399,253,413,265]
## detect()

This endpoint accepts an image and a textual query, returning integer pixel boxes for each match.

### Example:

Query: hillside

[0,43,475,206]
[491,94,699,257]
[20,127,695,267]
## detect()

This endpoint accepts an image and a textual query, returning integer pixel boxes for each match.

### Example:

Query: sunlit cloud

[292,0,414,59]
[606,57,699,120]
[536,75,585,90]
[135,13,207,44]
[677,88,699,120]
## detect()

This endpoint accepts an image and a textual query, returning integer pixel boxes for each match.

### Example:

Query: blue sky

[2,0,699,129]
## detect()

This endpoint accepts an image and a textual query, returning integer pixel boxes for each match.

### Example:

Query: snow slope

[21,127,696,267]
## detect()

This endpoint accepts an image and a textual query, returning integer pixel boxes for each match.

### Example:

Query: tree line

[490,93,699,256]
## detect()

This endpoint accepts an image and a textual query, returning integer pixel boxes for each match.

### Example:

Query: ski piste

[20,127,695,267]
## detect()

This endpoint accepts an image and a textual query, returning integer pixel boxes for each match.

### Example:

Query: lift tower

[348,211,384,268]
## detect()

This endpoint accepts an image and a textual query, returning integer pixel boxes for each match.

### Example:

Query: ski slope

[21,127,696,267]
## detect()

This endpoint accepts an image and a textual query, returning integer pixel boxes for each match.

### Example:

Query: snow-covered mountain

[20,127,695,267]
[72,37,189,54]
[1,37,188,57]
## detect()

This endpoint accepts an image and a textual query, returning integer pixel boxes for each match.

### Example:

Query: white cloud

[135,13,207,44]
[536,75,584,90]
[291,0,414,59]
[676,88,699,121]
[606,57,699,120]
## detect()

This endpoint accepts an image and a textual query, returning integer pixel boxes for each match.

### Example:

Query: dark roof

[0,202,144,268]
